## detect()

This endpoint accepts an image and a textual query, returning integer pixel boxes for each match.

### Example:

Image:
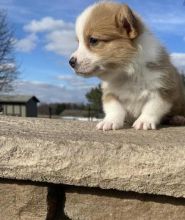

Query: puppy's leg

[97,94,126,131]
[133,93,172,130]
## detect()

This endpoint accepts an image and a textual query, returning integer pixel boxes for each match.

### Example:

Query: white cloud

[0,0,35,23]
[24,16,74,33]
[11,80,95,103]
[45,30,77,56]
[150,14,185,26]
[17,16,76,56]
[170,53,185,72]
[148,15,185,33]
[136,1,185,34]
[56,74,96,89]
[15,34,38,52]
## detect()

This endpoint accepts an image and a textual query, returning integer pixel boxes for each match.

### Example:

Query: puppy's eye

[89,37,99,46]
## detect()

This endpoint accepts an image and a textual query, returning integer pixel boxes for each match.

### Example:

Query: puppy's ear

[116,5,138,39]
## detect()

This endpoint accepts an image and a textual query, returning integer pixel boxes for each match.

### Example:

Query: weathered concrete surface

[0,116,185,198]
[64,188,185,220]
[0,181,48,220]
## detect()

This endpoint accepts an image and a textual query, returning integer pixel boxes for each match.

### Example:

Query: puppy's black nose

[69,57,77,68]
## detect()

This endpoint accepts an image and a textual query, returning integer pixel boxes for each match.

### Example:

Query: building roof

[0,95,40,103]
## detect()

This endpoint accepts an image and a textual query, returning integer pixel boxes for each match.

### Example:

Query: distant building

[0,95,40,117]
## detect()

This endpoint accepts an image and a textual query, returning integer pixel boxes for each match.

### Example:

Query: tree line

[38,86,103,118]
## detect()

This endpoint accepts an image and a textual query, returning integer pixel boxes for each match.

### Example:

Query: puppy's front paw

[96,118,124,131]
[133,115,157,130]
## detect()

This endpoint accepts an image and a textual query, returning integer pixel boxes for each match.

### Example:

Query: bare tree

[0,10,18,92]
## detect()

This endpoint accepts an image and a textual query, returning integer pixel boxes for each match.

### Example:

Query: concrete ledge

[0,116,185,198]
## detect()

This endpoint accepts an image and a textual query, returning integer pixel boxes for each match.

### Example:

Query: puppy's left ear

[116,4,138,39]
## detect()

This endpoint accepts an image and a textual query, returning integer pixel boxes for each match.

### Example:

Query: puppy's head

[69,2,143,78]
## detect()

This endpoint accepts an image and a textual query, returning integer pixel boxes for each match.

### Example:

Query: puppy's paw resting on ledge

[96,117,124,131]
[132,115,157,130]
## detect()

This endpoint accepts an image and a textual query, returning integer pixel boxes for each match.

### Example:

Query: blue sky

[0,0,185,103]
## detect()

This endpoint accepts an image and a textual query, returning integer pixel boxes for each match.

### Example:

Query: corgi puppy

[69,2,185,130]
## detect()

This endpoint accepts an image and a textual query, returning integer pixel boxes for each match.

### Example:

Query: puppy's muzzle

[69,57,77,68]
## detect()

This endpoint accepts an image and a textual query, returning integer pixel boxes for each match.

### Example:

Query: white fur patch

[136,30,161,63]
[71,3,98,73]
[75,4,96,40]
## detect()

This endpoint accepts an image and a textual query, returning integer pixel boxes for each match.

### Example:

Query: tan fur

[83,3,144,70]
[115,4,142,39]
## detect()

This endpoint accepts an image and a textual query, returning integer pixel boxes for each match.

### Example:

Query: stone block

[0,181,48,220]
[64,188,185,220]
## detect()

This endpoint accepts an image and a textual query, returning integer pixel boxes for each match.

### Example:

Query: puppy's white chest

[103,76,151,118]
[119,81,150,117]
